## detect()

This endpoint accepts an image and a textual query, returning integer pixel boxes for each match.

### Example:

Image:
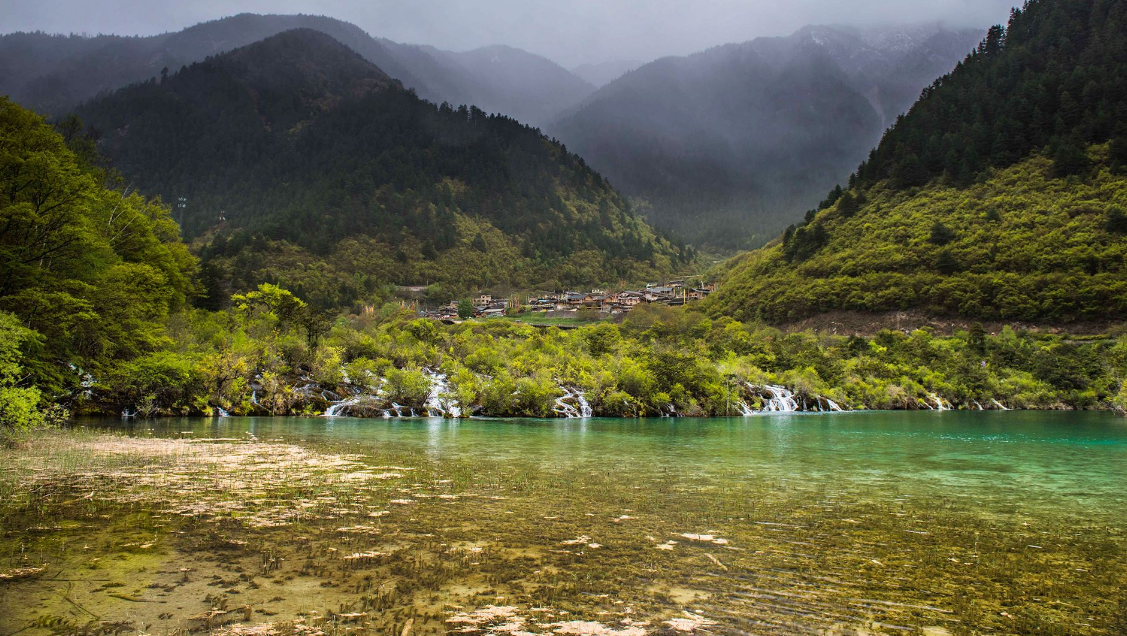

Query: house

[582,293,606,307]
[476,293,493,305]
[618,291,644,306]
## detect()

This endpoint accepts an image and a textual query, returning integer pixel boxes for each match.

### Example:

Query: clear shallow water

[2,411,1125,636]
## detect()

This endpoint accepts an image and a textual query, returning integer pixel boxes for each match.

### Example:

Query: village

[423,280,719,320]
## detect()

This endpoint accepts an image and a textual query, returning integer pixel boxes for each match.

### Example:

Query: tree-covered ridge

[0,13,597,129]
[0,97,195,396]
[709,148,1127,323]
[852,0,1127,190]
[75,30,687,305]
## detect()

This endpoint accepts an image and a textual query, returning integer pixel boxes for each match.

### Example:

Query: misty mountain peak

[216,27,395,94]
[552,21,985,249]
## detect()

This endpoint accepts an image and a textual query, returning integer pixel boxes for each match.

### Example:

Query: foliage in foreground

[60,295,1127,418]
[0,312,66,437]
[0,97,195,411]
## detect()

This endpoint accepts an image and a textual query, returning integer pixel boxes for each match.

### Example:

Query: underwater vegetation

[1,415,1124,636]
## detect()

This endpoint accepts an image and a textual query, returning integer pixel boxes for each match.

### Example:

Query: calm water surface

[1,411,1124,636]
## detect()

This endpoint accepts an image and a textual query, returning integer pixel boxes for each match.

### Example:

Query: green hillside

[710,0,1127,324]
[75,30,689,307]
[709,149,1127,322]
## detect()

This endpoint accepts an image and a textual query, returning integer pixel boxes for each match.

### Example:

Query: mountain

[708,0,1127,325]
[417,44,595,127]
[73,30,686,308]
[551,24,984,250]
[570,60,642,88]
[0,13,595,128]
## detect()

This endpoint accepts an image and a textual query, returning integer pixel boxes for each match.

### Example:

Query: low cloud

[2,0,1018,66]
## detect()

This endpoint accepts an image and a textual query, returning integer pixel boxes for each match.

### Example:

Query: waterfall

[973,400,984,410]
[737,384,800,414]
[577,392,593,418]
[823,397,844,412]
[423,369,461,418]
[554,387,592,418]
[216,406,230,417]
[324,397,361,417]
[251,390,258,405]
[929,393,950,411]
[991,398,1011,411]
[761,385,798,412]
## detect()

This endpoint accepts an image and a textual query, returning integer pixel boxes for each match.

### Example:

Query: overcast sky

[3,0,1019,67]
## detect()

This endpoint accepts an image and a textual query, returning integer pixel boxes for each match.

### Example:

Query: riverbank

[57,298,1125,421]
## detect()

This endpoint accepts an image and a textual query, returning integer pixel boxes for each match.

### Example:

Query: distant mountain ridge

[417,44,595,127]
[74,29,686,306]
[550,23,984,250]
[570,60,642,88]
[0,13,595,128]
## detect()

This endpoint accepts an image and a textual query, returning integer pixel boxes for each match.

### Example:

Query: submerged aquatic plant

[1,422,1124,636]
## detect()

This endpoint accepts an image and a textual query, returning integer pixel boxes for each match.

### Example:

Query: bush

[581,323,621,356]
[385,367,430,409]
[0,312,62,436]
[104,351,202,416]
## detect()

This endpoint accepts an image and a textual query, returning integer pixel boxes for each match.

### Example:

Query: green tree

[457,300,474,320]
[232,283,308,330]
[0,98,195,392]
[929,222,956,245]
[1051,138,1091,177]
[1107,208,1127,234]
[936,250,961,275]
[0,312,59,436]
[581,323,621,356]
[836,191,860,217]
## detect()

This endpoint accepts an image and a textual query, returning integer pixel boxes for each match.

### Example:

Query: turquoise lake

[1,411,1125,635]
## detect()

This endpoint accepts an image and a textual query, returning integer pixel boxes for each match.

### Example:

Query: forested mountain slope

[0,13,594,128]
[709,0,1127,324]
[75,30,686,307]
[551,24,983,249]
